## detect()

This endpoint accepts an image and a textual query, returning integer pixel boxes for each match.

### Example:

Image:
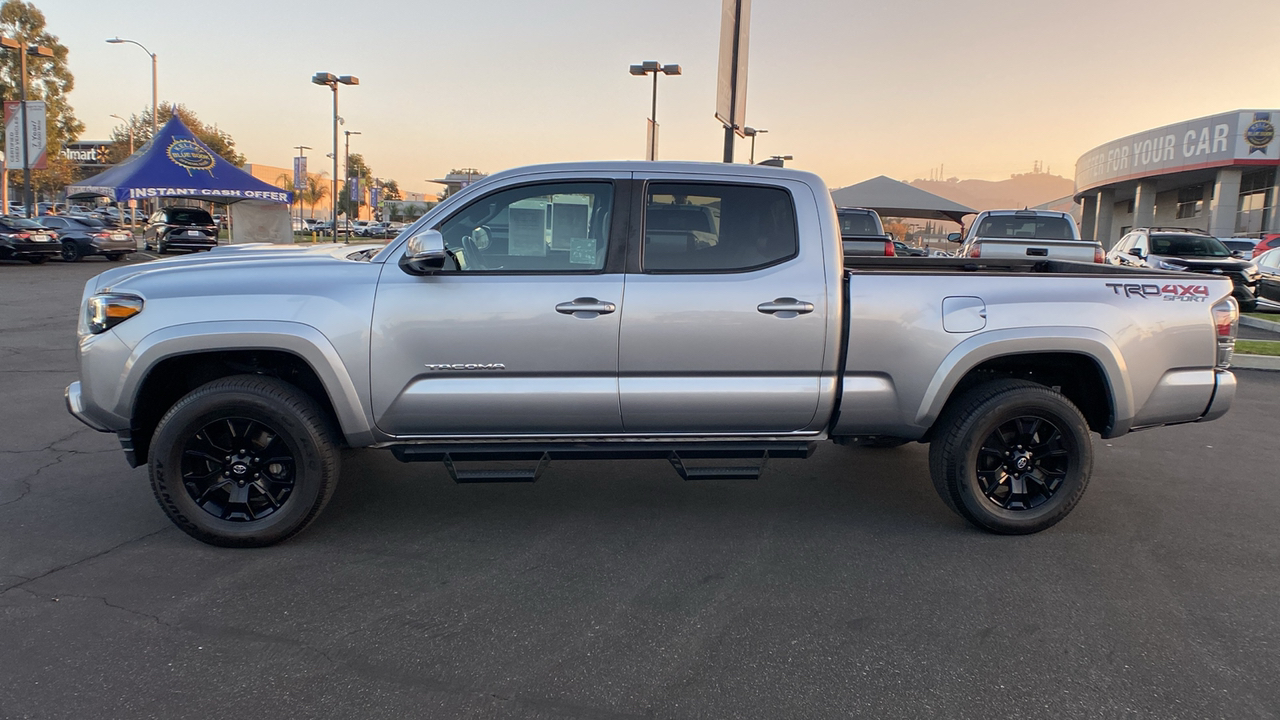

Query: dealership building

[1074,109,1280,248]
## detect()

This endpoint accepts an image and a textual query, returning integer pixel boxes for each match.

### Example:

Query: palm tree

[274,173,298,218]
[302,173,330,219]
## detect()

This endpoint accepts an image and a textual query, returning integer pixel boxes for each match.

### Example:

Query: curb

[1231,354,1280,371]
[1241,315,1280,333]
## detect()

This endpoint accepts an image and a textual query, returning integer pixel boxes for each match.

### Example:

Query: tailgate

[975,238,1100,261]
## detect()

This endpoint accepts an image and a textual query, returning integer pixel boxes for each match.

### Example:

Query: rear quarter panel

[832,270,1232,439]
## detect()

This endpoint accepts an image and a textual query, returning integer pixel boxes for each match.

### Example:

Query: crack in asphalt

[0,527,169,594]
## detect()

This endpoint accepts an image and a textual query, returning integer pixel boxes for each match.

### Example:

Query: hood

[90,242,384,294]
[1154,254,1254,273]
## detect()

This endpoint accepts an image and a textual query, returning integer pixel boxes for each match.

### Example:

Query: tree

[381,179,401,202]
[299,172,329,219]
[0,0,84,200]
[107,102,245,166]
[338,152,375,217]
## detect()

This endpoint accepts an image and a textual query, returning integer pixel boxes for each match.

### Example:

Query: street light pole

[743,127,767,165]
[629,61,681,161]
[110,114,134,154]
[106,38,157,137]
[312,72,358,243]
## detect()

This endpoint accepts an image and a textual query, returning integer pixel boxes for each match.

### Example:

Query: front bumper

[65,381,111,432]
[1197,370,1236,423]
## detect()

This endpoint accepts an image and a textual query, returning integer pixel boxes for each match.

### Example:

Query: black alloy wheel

[929,379,1092,534]
[974,416,1069,510]
[149,375,340,547]
[61,240,83,262]
[180,417,297,523]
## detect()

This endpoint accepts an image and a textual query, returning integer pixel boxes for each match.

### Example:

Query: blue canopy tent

[67,114,293,243]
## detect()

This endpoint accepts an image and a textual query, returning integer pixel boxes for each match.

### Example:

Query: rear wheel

[27,255,48,264]
[60,240,83,262]
[148,375,341,547]
[928,380,1092,534]
[104,253,125,261]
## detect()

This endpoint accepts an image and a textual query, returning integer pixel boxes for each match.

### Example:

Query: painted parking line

[136,252,159,260]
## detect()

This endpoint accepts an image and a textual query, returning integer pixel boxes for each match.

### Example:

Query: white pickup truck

[65,162,1238,547]
[953,209,1104,263]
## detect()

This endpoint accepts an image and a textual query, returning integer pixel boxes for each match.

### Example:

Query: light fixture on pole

[629,61,681,161]
[1,38,54,217]
[757,154,792,168]
[743,127,767,165]
[312,72,359,243]
[344,130,361,225]
[105,37,157,137]
[110,114,134,155]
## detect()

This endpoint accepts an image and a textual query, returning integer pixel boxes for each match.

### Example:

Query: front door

[618,177,829,433]
[371,177,628,436]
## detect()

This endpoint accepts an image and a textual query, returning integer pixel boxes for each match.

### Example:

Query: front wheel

[929,380,1093,534]
[61,240,83,262]
[148,375,341,547]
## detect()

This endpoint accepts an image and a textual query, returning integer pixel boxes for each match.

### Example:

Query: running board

[389,441,813,483]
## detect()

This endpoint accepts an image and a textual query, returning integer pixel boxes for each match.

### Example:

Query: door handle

[757,297,815,316]
[556,297,617,316]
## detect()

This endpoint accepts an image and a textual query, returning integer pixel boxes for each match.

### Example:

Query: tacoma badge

[424,363,507,371]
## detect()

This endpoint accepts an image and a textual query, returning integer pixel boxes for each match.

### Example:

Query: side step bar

[389,442,814,484]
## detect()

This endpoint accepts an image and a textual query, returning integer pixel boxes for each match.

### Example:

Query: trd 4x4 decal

[1105,283,1210,301]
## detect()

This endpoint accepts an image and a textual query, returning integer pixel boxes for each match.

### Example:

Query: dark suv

[142,207,218,253]
[0,215,60,264]
[1107,227,1261,311]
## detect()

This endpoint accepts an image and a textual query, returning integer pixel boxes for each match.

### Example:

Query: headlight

[1157,259,1186,271]
[85,293,143,334]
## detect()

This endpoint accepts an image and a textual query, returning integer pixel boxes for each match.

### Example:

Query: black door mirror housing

[1128,247,1146,259]
[399,229,448,275]
[945,232,961,243]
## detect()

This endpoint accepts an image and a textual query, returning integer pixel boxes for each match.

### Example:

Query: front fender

[915,326,1134,437]
[119,320,374,446]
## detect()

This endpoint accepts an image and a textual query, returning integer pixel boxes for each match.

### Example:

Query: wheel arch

[122,322,373,466]
[918,328,1134,439]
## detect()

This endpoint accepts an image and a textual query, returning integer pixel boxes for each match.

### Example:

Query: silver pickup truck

[66,162,1239,547]
[954,209,1105,263]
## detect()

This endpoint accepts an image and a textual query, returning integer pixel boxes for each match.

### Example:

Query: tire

[27,255,48,264]
[60,240,83,262]
[142,239,152,252]
[148,375,341,547]
[928,379,1093,534]
[104,253,125,262]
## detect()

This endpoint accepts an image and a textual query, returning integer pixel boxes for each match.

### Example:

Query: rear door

[617,175,828,433]
[370,173,629,436]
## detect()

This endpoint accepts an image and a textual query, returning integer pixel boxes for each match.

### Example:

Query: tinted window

[1149,234,1231,258]
[838,211,879,236]
[1222,239,1256,254]
[643,183,797,272]
[167,208,213,225]
[439,182,612,272]
[975,215,1074,240]
[1,216,44,229]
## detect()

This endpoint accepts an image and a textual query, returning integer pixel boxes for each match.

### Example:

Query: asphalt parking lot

[2,255,1278,719]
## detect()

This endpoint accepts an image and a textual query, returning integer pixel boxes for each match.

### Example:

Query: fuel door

[942,296,987,333]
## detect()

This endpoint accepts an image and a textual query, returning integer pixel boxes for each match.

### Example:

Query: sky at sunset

[40,0,1277,196]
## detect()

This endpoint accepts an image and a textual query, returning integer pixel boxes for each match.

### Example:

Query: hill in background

[909,171,1076,213]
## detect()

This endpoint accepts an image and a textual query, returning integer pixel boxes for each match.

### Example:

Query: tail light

[14,232,29,240]
[1093,246,1105,263]
[1212,297,1239,368]
[883,241,895,257]
[93,232,110,239]
[969,243,981,258]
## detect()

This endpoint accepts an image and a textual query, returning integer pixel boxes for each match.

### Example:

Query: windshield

[1,216,44,229]
[168,208,213,225]
[1222,240,1255,254]
[975,215,1074,240]
[1150,234,1232,258]
[838,212,880,236]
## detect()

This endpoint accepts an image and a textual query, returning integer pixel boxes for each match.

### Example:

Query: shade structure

[830,175,974,224]
[67,114,292,205]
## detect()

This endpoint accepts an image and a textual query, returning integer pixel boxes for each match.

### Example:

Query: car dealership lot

[2,258,1278,719]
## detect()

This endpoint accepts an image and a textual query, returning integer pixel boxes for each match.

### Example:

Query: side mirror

[1127,247,1145,259]
[1232,250,1246,259]
[946,232,961,243]
[398,229,448,276]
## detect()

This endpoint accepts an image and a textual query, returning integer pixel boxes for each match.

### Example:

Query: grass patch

[1235,340,1280,356]
[1244,311,1280,320]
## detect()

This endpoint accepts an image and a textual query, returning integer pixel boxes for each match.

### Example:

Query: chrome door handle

[556,297,617,316]
[757,297,814,315]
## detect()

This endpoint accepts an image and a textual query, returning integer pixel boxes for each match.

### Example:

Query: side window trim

[635,179,800,275]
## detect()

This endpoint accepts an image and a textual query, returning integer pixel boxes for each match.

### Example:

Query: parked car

[66,161,1238,547]
[1252,247,1280,306]
[954,209,1103,263]
[37,216,134,262]
[35,202,66,216]
[351,220,371,236]
[1250,233,1280,259]
[142,207,219,253]
[893,240,927,257]
[1220,237,1259,258]
[0,215,60,264]
[837,207,895,256]
[1106,227,1260,311]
